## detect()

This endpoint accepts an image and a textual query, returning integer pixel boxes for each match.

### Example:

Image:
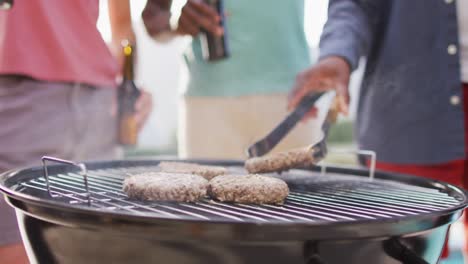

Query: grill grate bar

[149,204,210,220]
[370,183,456,195]
[60,173,123,193]
[35,177,182,218]
[20,182,108,208]
[87,192,181,218]
[297,190,434,213]
[204,200,293,221]
[292,191,424,215]
[261,204,339,221]
[291,194,408,217]
[362,187,457,203]
[286,195,396,219]
[236,204,315,222]
[190,202,269,222]
[310,187,451,210]
[273,203,352,221]
[315,185,458,206]
[306,188,444,212]
[179,204,245,222]
[75,173,123,188]
[341,180,454,195]
[24,180,145,214]
[278,199,369,220]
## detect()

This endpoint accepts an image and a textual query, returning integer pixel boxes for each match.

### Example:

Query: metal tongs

[246,92,338,162]
[308,98,339,163]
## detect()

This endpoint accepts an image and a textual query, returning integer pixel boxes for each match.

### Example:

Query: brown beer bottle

[117,40,140,146]
[201,0,229,61]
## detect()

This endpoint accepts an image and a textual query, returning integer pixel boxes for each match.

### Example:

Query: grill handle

[42,156,91,206]
[319,149,376,181]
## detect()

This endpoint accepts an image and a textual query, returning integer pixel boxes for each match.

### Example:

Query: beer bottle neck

[122,41,135,81]
[123,60,134,81]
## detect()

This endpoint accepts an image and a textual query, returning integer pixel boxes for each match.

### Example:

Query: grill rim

[1,158,467,241]
[4,193,464,241]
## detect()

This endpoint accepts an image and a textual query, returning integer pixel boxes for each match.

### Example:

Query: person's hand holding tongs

[245,57,350,173]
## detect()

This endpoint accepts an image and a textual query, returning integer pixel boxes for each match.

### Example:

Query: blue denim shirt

[319,0,465,164]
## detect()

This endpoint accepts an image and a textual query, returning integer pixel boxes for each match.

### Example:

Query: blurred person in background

[142,0,321,159]
[0,0,152,262]
[288,0,468,259]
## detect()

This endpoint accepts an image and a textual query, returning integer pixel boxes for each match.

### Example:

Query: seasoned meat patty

[208,174,289,205]
[123,172,208,202]
[158,161,227,180]
[245,147,316,174]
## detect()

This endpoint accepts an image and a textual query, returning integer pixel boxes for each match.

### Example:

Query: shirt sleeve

[318,0,380,71]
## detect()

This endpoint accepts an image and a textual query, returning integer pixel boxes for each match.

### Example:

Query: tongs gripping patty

[245,95,339,174]
[247,92,326,158]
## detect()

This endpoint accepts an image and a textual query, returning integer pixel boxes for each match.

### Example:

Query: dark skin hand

[142,0,223,37]
[288,56,352,119]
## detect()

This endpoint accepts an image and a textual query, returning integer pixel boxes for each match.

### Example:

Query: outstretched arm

[289,0,384,115]
[319,0,381,70]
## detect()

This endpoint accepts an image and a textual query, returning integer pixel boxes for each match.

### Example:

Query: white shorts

[178,94,322,159]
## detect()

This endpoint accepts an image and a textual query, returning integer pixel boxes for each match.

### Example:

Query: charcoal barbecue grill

[0,157,466,264]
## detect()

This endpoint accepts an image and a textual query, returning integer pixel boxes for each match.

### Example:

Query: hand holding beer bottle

[199,0,229,61]
[174,0,228,61]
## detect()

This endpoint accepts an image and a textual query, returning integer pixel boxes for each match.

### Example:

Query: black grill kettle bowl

[0,159,466,264]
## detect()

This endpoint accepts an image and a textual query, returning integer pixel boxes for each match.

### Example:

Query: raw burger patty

[123,172,208,202]
[245,147,316,174]
[159,161,227,180]
[208,174,289,205]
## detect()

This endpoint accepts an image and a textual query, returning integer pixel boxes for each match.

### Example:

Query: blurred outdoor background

[97,0,363,162]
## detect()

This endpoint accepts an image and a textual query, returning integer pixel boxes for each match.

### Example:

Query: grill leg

[304,241,326,264]
[383,238,430,264]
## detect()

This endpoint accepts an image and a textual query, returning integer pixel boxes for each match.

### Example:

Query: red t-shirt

[0,0,118,87]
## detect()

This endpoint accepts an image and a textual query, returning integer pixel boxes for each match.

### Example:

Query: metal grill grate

[15,165,462,223]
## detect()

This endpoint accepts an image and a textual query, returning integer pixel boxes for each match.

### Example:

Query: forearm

[108,0,136,63]
[318,0,382,71]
